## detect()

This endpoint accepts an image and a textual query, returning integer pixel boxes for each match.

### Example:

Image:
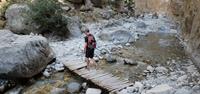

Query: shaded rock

[123,59,138,66]
[0,79,16,93]
[111,30,135,43]
[4,85,23,94]
[86,88,101,94]
[101,9,115,20]
[98,33,110,41]
[5,4,37,34]
[0,30,54,78]
[136,21,147,28]
[50,88,66,94]
[67,0,83,4]
[146,84,174,94]
[134,82,144,93]
[67,82,81,93]
[106,54,117,63]
[155,66,168,73]
[64,16,82,37]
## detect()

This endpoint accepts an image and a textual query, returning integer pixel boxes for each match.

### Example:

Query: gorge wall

[169,0,200,69]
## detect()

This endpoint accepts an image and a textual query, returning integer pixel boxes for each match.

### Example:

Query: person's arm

[84,36,88,53]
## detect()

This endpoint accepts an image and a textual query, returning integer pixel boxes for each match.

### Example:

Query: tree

[28,0,69,37]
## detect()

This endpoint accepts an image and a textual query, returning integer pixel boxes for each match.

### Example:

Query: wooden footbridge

[63,61,134,93]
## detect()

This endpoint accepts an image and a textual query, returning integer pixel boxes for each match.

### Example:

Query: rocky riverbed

[2,13,200,94]
[48,14,200,94]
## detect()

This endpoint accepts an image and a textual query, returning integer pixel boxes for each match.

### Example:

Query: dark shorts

[85,48,94,58]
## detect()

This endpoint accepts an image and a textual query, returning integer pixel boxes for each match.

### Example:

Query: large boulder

[0,30,54,78]
[111,30,135,43]
[64,16,82,37]
[5,4,37,34]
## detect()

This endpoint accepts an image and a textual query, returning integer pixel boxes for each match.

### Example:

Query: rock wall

[135,0,170,15]
[169,0,200,70]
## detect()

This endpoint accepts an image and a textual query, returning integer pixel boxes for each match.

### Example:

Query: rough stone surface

[5,4,37,34]
[64,16,82,37]
[169,0,200,71]
[0,30,54,78]
[146,84,174,94]
[86,88,101,94]
[67,82,81,93]
[111,30,135,43]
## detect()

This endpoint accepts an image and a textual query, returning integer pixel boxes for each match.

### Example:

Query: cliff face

[134,0,170,14]
[169,0,200,68]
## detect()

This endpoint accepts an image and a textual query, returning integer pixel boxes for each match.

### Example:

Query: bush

[28,0,69,37]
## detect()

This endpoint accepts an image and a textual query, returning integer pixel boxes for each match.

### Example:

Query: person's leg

[85,48,90,69]
[90,49,97,69]
[85,57,90,69]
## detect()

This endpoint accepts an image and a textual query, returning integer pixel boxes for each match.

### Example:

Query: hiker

[83,28,97,69]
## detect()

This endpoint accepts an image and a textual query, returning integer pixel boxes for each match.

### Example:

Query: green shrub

[28,0,69,37]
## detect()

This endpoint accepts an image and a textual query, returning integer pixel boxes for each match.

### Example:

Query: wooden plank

[68,63,87,70]
[81,70,104,78]
[66,62,86,66]
[110,83,134,92]
[74,68,90,75]
[90,73,110,79]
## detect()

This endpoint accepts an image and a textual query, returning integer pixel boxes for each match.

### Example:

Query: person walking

[83,28,97,70]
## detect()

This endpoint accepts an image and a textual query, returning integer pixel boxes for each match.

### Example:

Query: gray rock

[174,88,192,94]
[5,4,37,34]
[136,22,147,28]
[43,70,51,77]
[111,30,135,43]
[67,82,81,93]
[0,30,54,78]
[123,59,138,66]
[155,66,168,73]
[134,82,144,93]
[146,84,174,94]
[177,75,187,82]
[64,16,82,37]
[86,88,101,94]
[101,9,115,20]
[106,54,117,63]
[50,88,66,94]
[147,65,154,73]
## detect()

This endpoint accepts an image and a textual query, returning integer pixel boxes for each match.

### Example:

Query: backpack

[87,34,96,49]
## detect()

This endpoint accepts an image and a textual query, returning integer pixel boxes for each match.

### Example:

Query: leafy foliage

[28,0,69,37]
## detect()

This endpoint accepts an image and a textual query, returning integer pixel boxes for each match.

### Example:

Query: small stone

[82,82,87,89]
[43,70,50,77]
[126,87,135,93]
[125,43,131,46]
[123,59,138,66]
[155,66,168,73]
[94,57,99,62]
[86,88,101,94]
[146,84,174,94]
[147,65,154,73]
[106,55,117,63]
[134,82,144,93]
[50,88,66,94]
[67,82,81,93]
[177,75,187,82]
